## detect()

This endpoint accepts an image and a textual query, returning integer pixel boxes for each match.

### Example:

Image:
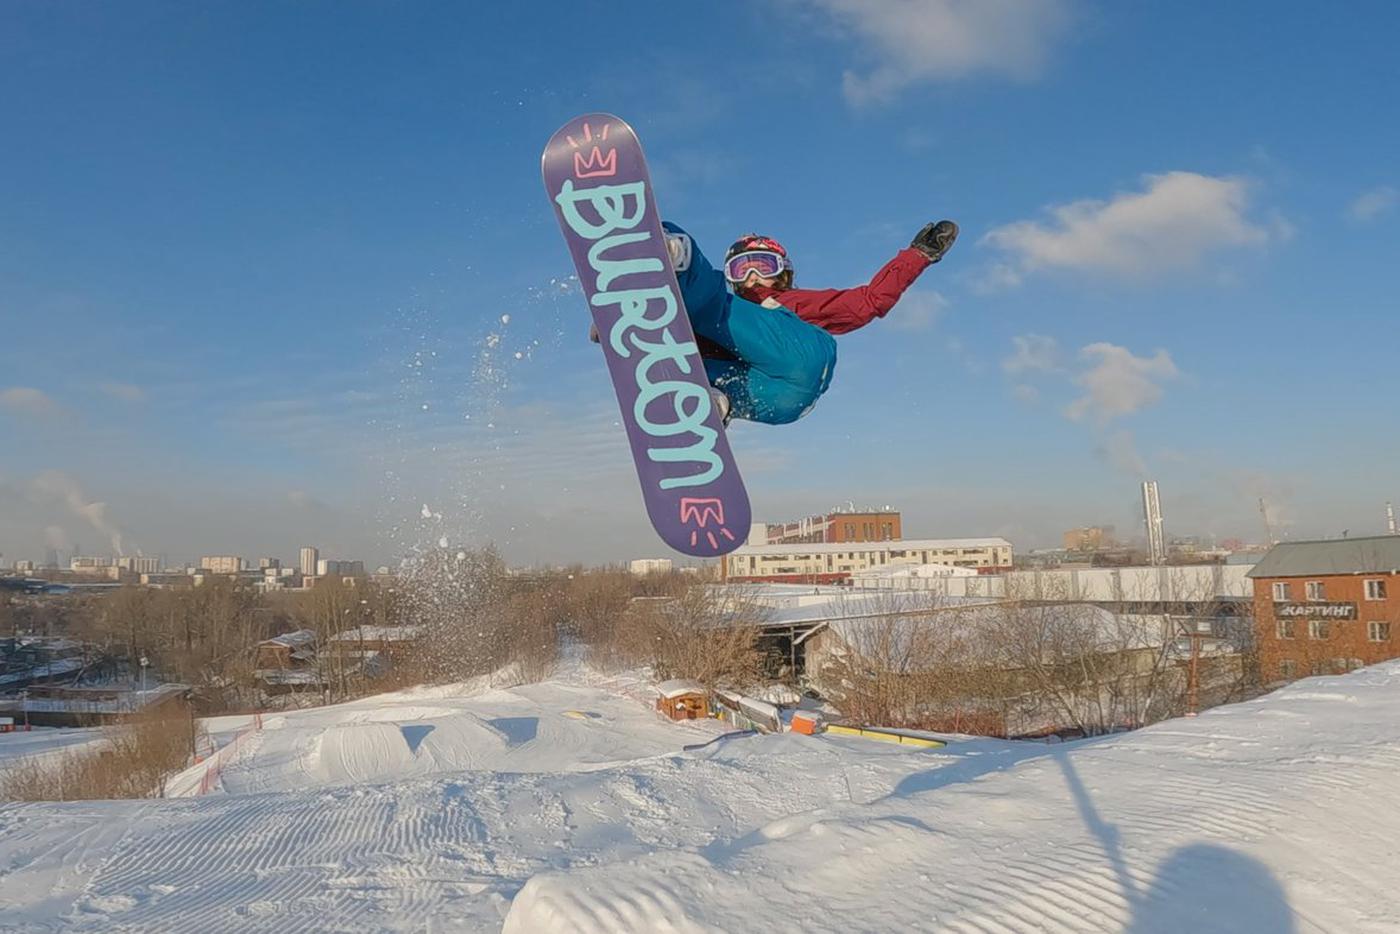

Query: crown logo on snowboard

[566,122,617,179]
[680,497,738,551]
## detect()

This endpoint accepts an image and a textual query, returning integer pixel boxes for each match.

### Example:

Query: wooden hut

[655,679,708,721]
[254,630,317,670]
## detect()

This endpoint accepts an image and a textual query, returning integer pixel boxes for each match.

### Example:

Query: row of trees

[815,590,1258,737]
[9,557,1260,739]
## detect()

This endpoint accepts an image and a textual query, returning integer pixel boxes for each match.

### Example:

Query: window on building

[1271,582,1289,601]
[1309,619,1330,640]
[1310,660,1326,676]
[1365,579,1387,600]
[1369,621,1392,642]
[1306,581,1325,601]
[1280,659,1297,679]
[1276,619,1295,639]
[1331,658,1348,673]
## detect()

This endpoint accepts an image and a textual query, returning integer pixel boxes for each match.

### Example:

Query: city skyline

[0,491,1372,574]
[2,2,1398,565]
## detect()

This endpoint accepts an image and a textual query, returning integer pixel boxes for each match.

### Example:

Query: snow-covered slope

[207,676,731,794]
[1,663,1397,933]
[506,666,1400,934]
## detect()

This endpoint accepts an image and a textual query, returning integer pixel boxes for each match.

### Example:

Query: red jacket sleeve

[780,248,932,335]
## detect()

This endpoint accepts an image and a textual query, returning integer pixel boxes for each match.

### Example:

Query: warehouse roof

[1247,536,1400,578]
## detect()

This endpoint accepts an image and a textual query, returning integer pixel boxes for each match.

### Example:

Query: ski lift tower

[1142,480,1165,566]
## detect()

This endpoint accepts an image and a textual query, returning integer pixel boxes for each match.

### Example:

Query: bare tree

[984,575,1186,736]
[614,583,766,690]
[392,547,511,684]
[499,588,561,683]
[809,596,1015,730]
[567,567,644,666]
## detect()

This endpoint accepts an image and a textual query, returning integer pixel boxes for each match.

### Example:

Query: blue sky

[2,0,1398,567]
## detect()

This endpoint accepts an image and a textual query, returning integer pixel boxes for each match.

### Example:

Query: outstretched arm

[788,248,930,335]
[788,221,957,335]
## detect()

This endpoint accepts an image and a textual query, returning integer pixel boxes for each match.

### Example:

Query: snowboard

[542,113,750,557]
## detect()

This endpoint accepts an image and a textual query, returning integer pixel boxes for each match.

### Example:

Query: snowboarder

[656,220,957,425]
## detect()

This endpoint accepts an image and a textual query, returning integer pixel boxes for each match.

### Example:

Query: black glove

[911,220,959,263]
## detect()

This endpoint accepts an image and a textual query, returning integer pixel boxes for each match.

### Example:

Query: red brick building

[1248,536,1400,683]
[766,510,902,545]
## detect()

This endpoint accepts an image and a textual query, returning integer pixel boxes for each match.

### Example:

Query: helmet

[724,234,794,291]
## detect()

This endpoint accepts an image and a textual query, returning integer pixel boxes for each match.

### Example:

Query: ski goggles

[723,250,789,284]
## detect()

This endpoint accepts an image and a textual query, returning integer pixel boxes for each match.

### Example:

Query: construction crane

[1258,497,1277,546]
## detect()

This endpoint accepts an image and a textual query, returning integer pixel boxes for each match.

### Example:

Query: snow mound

[206,674,728,794]
[503,663,1400,933]
[3,664,1399,932]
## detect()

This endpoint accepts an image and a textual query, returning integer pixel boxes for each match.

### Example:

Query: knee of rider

[769,382,822,424]
[767,399,808,425]
[798,344,837,396]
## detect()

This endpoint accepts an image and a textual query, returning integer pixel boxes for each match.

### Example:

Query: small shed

[327,625,422,661]
[655,679,708,721]
[254,630,317,670]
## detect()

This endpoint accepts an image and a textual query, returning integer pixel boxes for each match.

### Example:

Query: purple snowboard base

[542,113,750,557]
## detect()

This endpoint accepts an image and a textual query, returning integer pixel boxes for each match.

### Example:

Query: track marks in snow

[67,783,509,932]
[8,668,1400,931]
[504,855,713,934]
[503,669,1400,933]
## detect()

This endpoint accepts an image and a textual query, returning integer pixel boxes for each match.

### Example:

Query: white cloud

[1348,185,1397,222]
[886,290,949,331]
[1065,343,1178,423]
[982,172,1274,282]
[798,0,1075,105]
[1095,429,1147,477]
[0,387,61,418]
[1010,383,1040,404]
[1002,334,1062,375]
[100,382,147,403]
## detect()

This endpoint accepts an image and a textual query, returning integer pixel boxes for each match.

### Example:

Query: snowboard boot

[665,232,691,272]
[911,220,959,263]
[710,387,732,427]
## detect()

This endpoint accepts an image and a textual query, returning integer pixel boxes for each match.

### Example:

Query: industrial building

[764,507,902,545]
[723,538,1013,584]
[1248,536,1400,683]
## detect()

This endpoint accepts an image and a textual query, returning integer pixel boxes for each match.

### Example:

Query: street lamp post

[18,689,28,730]
[139,655,149,696]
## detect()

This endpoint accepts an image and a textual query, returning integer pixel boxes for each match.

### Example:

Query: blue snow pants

[664,222,837,425]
